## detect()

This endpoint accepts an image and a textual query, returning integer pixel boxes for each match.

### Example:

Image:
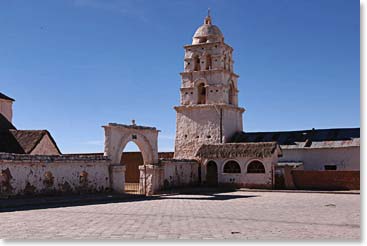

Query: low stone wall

[291,170,360,190]
[160,159,199,189]
[0,153,112,197]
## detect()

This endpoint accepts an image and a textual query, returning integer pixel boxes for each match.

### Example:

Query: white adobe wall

[280,147,360,171]
[221,107,243,142]
[174,106,221,159]
[0,99,13,123]
[0,153,112,196]
[30,135,60,155]
[160,159,199,188]
[201,155,279,188]
[174,105,244,159]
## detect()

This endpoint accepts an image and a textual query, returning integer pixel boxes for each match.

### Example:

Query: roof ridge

[244,127,360,134]
[0,92,15,101]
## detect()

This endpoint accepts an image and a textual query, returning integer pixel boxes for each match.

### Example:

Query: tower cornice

[180,69,239,78]
[174,104,245,113]
[183,42,233,52]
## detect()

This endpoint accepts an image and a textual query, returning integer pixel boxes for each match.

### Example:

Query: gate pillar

[109,164,126,194]
[139,164,164,195]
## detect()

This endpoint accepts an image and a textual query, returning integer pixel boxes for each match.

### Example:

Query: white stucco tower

[174,13,245,159]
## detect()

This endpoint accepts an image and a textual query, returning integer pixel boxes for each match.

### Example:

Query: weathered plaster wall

[0,99,13,123]
[221,107,243,143]
[31,135,60,155]
[0,153,111,197]
[174,105,243,159]
[103,123,159,165]
[174,106,221,159]
[280,147,360,171]
[160,159,199,189]
[201,155,279,188]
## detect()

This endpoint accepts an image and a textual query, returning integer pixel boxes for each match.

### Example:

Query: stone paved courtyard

[0,190,360,240]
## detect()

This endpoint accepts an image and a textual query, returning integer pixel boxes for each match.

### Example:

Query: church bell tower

[174,12,245,159]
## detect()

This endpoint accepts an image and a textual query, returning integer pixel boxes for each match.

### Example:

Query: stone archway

[103,122,160,194]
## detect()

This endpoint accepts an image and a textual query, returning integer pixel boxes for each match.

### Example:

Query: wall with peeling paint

[0,153,112,197]
[200,154,279,189]
[160,159,199,189]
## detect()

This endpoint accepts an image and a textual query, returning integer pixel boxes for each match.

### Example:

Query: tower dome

[192,13,224,44]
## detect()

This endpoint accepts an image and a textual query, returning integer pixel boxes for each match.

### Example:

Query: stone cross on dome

[205,8,212,25]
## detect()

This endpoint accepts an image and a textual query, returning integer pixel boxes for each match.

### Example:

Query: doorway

[206,161,218,186]
[120,142,145,195]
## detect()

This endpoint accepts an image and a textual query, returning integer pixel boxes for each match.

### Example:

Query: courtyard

[0,190,360,240]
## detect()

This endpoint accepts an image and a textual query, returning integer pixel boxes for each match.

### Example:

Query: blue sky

[0,0,359,153]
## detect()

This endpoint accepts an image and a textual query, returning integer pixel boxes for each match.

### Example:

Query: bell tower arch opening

[229,80,235,105]
[197,83,206,104]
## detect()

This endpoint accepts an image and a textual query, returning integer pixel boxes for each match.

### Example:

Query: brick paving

[0,191,360,240]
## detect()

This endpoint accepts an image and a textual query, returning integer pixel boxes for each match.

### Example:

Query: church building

[173,13,359,188]
[0,13,360,197]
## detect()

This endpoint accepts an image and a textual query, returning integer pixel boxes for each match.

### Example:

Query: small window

[324,165,337,170]
[247,161,265,173]
[132,134,137,139]
[223,161,241,173]
[206,135,211,139]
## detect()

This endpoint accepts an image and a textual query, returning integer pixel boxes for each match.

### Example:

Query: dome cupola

[192,11,224,44]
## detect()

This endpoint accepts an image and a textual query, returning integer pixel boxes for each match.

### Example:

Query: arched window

[197,83,206,104]
[194,55,200,71]
[206,55,212,70]
[247,161,265,173]
[223,160,241,173]
[228,81,235,105]
[223,54,227,70]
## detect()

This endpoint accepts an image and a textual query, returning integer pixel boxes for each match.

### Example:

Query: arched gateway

[103,122,160,195]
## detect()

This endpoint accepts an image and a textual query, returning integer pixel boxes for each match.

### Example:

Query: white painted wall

[0,155,111,196]
[174,105,244,159]
[280,147,360,171]
[201,154,279,188]
[161,160,198,188]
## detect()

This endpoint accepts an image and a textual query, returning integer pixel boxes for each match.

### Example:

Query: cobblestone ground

[0,191,360,240]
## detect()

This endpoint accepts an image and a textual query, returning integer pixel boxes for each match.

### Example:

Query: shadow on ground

[0,187,258,213]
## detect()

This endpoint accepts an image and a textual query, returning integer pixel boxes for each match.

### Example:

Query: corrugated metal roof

[231,128,360,149]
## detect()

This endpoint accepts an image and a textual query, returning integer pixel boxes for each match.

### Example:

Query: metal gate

[124,165,146,195]
[125,183,140,194]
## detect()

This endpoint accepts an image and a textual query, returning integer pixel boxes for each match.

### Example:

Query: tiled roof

[196,142,281,159]
[231,128,360,149]
[0,113,16,131]
[0,92,15,101]
[0,129,61,154]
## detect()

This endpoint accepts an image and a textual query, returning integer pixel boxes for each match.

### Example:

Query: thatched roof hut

[195,142,282,159]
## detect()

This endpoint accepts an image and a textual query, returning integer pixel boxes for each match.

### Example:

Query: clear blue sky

[0,0,359,153]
